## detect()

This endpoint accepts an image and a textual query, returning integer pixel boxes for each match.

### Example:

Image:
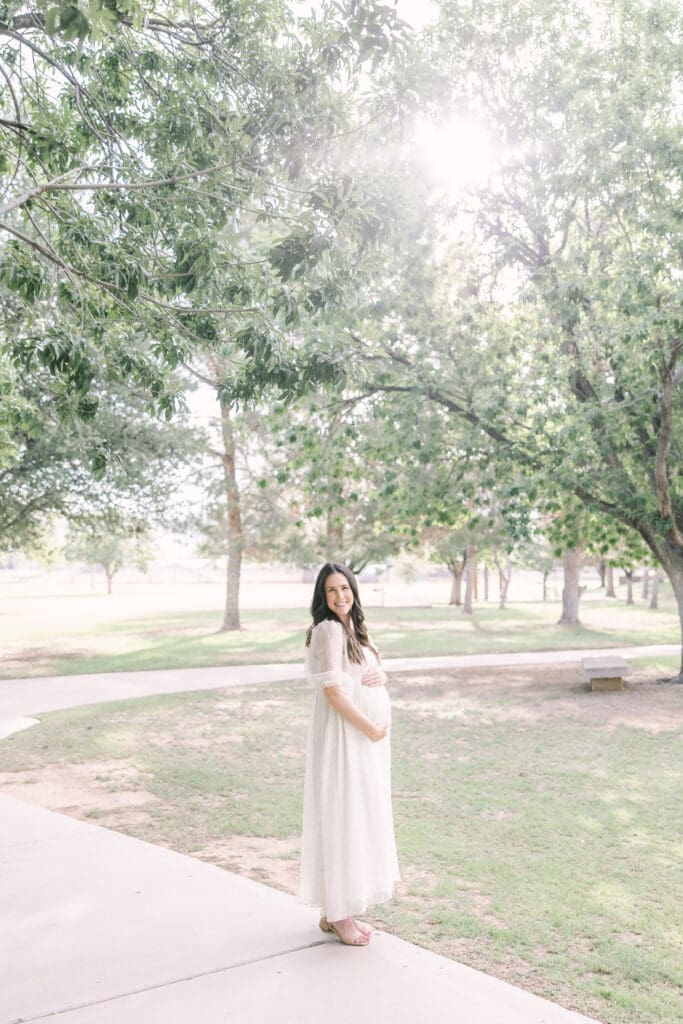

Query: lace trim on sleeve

[311,669,354,689]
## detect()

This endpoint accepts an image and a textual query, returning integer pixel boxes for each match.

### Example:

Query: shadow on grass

[3,600,678,679]
[41,632,305,676]
[98,606,309,636]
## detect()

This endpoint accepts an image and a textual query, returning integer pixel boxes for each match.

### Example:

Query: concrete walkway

[3,646,675,1022]
[1,794,601,1024]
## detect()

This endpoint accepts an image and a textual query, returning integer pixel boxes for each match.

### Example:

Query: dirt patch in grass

[140,627,217,639]
[392,663,682,732]
[195,835,300,894]
[0,646,90,676]
[0,761,158,821]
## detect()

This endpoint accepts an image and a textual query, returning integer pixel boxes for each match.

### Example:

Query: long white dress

[298,618,400,921]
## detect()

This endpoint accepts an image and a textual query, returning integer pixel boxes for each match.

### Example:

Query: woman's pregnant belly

[356,684,391,726]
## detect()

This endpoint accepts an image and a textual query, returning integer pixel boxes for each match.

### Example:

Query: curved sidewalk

[0,643,678,738]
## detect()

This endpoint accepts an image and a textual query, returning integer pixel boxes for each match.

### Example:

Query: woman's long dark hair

[305,562,377,664]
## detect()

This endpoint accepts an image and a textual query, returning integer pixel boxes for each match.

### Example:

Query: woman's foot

[320,916,369,945]
[353,918,373,938]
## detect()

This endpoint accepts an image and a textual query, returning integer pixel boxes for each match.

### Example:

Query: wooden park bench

[581,656,632,692]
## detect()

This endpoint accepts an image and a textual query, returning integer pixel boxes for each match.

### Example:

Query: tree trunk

[483,562,489,601]
[462,544,475,614]
[659,541,683,682]
[448,561,465,606]
[650,569,663,610]
[104,564,114,595]
[641,568,650,599]
[598,560,607,588]
[220,404,243,632]
[542,569,550,602]
[605,564,616,597]
[624,569,634,605]
[494,552,512,610]
[558,547,582,625]
[499,561,509,606]
[472,547,478,600]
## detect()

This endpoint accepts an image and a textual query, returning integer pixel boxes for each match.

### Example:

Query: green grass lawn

[2,664,681,1024]
[1,581,680,678]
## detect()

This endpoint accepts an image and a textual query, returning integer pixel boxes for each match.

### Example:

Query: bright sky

[290,1,496,195]
[395,2,499,195]
[295,0,438,28]
[395,0,438,30]
[411,115,499,196]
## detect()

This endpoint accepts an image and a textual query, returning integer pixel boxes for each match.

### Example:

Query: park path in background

[0,644,678,740]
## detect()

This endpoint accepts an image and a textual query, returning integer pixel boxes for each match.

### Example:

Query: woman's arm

[324,685,389,742]
[312,620,388,739]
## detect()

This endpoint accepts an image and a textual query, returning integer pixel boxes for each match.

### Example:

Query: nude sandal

[319,917,369,946]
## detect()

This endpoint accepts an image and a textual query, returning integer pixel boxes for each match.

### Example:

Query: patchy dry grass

[1,579,679,678]
[2,664,682,1024]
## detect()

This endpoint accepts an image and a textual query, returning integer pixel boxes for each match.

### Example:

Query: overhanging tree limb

[0,157,249,218]
[655,345,683,547]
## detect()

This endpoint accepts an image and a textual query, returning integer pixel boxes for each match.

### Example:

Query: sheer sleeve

[307,619,354,689]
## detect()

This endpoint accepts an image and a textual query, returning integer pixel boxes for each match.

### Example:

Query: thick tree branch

[655,347,683,546]
[365,381,522,454]
[0,219,75,274]
[0,490,62,533]
[0,221,269,326]
[0,11,217,36]
[0,156,249,217]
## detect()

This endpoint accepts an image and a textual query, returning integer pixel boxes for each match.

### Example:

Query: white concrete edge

[0,716,39,740]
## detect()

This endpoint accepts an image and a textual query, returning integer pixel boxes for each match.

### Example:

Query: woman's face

[324,571,354,625]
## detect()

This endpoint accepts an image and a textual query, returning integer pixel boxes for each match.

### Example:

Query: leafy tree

[1,0,409,434]
[0,380,201,553]
[514,535,556,602]
[350,0,683,676]
[427,511,513,609]
[1,0,413,624]
[600,531,653,605]
[64,516,153,594]
[427,527,469,606]
[262,395,404,573]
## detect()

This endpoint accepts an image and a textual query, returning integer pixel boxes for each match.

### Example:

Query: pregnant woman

[298,562,400,946]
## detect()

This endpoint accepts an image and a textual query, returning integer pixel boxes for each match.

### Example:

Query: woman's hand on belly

[361,667,386,688]
[324,684,388,741]
[357,680,392,733]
